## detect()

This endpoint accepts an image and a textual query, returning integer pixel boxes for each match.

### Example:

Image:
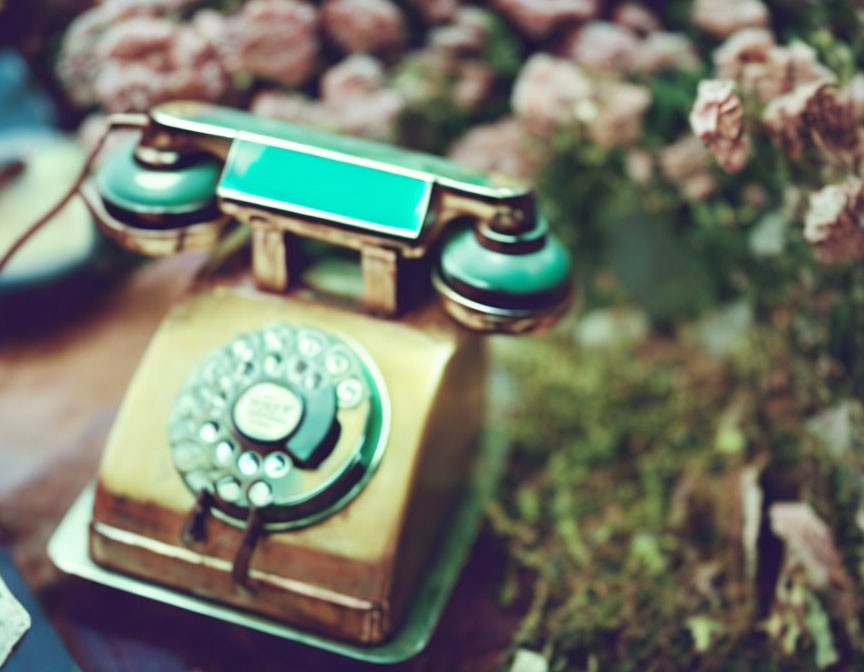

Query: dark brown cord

[231,506,263,591]
[0,113,149,275]
[180,488,215,545]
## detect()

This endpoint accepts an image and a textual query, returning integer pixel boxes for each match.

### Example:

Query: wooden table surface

[0,256,524,672]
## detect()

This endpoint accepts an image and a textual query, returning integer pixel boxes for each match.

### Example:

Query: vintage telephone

[13,101,572,647]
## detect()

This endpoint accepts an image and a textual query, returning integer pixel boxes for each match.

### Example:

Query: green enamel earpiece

[87,140,230,256]
[95,140,222,224]
[434,215,572,333]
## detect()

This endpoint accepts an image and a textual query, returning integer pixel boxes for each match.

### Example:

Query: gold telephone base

[49,416,506,663]
[83,286,487,644]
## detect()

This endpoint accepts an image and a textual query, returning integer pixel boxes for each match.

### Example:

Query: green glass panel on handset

[218,139,433,239]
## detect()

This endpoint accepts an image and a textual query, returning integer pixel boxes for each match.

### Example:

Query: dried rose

[587,81,651,147]
[491,0,598,40]
[57,5,119,106]
[715,29,834,104]
[408,0,459,24]
[762,80,857,160]
[318,54,405,139]
[251,92,338,129]
[769,502,854,590]
[428,7,491,56]
[691,0,769,39]
[659,134,717,200]
[452,61,495,111]
[320,53,385,102]
[611,2,661,36]
[625,149,654,185]
[331,90,404,139]
[448,118,543,181]
[322,0,406,54]
[221,0,318,88]
[561,21,640,74]
[714,27,775,82]
[511,53,593,136]
[83,16,230,112]
[106,0,199,19]
[804,178,864,265]
[97,17,176,68]
[690,79,750,173]
[635,32,700,73]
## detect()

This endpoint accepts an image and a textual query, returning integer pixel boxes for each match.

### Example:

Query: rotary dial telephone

[11,101,572,647]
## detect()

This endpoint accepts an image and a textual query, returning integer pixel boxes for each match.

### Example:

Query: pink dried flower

[636,32,700,73]
[106,0,199,19]
[713,27,775,80]
[409,0,460,24]
[691,0,769,39]
[452,61,495,111]
[321,53,384,102]
[491,0,599,40]
[392,47,491,113]
[769,502,854,589]
[57,5,118,106]
[511,53,593,135]
[804,178,864,265]
[626,149,654,185]
[251,91,338,128]
[611,2,661,36]
[93,61,169,112]
[322,0,406,54]
[588,81,651,147]
[222,0,319,87]
[763,80,858,160]
[319,54,405,139]
[97,17,176,67]
[428,7,491,55]
[81,16,230,112]
[659,134,717,200]
[690,79,750,173]
[715,29,834,104]
[448,118,543,181]
[331,90,404,139]
[561,21,640,74]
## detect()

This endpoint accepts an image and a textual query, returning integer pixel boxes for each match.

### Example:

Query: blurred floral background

[4,0,864,669]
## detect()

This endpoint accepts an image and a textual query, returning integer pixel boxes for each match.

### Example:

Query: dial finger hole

[248,480,274,507]
[264,452,292,479]
[214,439,236,466]
[337,377,364,408]
[237,451,261,477]
[264,352,282,375]
[198,421,220,443]
[216,476,242,503]
[172,441,205,472]
[186,471,213,493]
[325,350,351,377]
[298,332,324,358]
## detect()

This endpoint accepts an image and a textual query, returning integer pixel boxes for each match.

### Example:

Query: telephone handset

[82,101,571,332]
[31,101,573,647]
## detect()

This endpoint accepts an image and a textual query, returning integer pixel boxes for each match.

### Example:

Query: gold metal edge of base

[90,519,376,612]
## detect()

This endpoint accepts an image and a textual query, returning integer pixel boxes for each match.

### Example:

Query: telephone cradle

[47,102,573,652]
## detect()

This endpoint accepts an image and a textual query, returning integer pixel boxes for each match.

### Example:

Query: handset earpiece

[432,210,573,334]
[84,139,230,257]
